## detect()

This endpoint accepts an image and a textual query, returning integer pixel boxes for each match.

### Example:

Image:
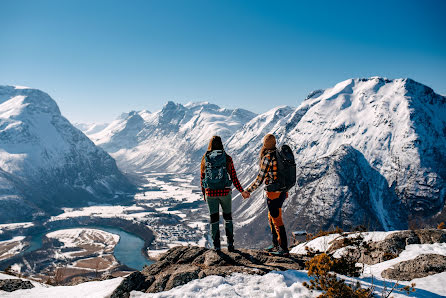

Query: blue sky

[1,0,445,123]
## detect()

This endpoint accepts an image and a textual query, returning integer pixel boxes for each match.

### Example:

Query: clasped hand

[241,191,250,199]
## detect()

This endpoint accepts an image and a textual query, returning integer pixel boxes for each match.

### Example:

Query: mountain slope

[230,77,445,247]
[89,101,257,173]
[281,77,446,215]
[75,77,445,246]
[0,86,135,223]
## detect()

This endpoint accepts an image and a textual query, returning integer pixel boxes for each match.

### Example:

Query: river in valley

[25,225,153,270]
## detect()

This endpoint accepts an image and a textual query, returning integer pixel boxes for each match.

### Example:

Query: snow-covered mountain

[229,77,445,247]
[0,86,135,223]
[74,122,109,136]
[77,77,445,245]
[88,101,257,173]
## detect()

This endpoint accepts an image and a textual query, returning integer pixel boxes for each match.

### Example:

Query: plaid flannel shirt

[246,150,278,193]
[201,155,244,197]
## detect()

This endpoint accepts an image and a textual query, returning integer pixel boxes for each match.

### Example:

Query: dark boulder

[110,271,154,298]
[0,279,34,292]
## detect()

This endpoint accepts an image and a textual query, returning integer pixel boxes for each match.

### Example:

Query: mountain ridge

[67,77,446,244]
[0,85,135,223]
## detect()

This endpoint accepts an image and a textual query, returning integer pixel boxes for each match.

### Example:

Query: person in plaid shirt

[201,136,245,252]
[244,134,289,255]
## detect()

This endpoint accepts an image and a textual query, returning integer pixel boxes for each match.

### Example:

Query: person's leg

[219,192,234,250]
[266,211,279,250]
[267,192,288,252]
[206,195,221,250]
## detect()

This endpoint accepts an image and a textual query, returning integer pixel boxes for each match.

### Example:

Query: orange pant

[267,192,287,248]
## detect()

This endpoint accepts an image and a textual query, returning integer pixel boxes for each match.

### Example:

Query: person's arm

[227,156,244,193]
[246,155,271,193]
[200,167,206,200]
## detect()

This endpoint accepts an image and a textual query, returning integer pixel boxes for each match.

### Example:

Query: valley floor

[0,172,210,282]
[50,172,210,255]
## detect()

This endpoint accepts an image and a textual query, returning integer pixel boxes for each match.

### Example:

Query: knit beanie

[263,134,276,150]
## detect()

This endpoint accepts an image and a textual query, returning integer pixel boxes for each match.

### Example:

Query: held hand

[241,191,250,199]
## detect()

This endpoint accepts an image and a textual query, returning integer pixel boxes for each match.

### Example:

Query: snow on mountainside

[284,77,446,214]
[77,77,445,247]
[74,122,109,136]
[230,77,445,247]
[89,101,256,173]
[0,86,135,223]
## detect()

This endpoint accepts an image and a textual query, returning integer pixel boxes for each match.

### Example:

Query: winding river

[25,226,153,270]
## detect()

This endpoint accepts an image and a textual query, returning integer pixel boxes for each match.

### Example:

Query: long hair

[201,136,224,173]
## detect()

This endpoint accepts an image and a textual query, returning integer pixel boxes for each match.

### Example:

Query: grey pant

[206,192,233,248]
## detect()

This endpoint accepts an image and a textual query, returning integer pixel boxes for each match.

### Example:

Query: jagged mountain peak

[184,101,221,111]
[302,77,446,107]
[162,100,184,111]
[86,100,257,172]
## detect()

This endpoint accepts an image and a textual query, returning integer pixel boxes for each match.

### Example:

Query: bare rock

[381,254,446,281]
[0,279,34,292]
[164,266,201,291]
[110,271,154,298]
[112,246,305,296]
[326,229,446,265]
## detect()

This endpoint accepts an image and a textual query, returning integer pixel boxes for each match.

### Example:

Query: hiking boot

[271,247,289,256]
[264,244,279,252]
[227,244,235,252]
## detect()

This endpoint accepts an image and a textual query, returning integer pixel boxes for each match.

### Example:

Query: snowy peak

[304,77,446,107]
[226,105,294,157]
[287,77,445,214]
[231,77,445,246]
[0,85,134,223]
[184,101,220,111]
[74,122,109,136]
[0,86,61,116]
[89,101,257,172]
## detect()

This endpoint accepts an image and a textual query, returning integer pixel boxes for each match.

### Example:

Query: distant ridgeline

[1,77,445,247]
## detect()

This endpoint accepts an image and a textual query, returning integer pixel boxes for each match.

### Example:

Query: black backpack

[265,144,296,192]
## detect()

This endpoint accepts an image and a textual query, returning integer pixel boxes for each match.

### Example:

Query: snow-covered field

[0,223,34,235]
[0,273,123,298]
[131,271,318,298]
[0,236,26,261]
[46,228,120,256]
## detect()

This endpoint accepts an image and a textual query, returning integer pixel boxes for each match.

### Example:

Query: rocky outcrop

[382,254,446,280]
[0,279,34,292]
[326,229,446,265]
[358,229,446,265]
[111,246,306,297]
